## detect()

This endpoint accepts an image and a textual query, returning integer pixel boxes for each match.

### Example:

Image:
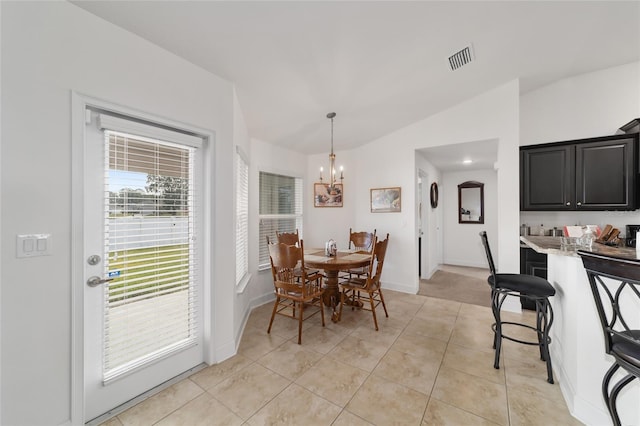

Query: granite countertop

[520,235,640,260]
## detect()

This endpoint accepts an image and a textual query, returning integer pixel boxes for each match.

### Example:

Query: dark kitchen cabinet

[519,246,547,279]
[575,138,635,209]
[521,145,574,210]
[521,134,638,211]
[519,246,547,310]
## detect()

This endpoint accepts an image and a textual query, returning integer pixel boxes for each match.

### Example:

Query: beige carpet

[418,270,491,308]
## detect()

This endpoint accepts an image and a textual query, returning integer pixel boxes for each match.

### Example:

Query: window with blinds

[103,130,198,383]
[235,147,249,285]
[258,171,303,269]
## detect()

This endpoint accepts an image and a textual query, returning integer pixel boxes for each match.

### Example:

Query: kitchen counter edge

[520,235,640,260]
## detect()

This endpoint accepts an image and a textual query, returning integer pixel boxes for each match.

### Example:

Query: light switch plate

[17,234,51,258]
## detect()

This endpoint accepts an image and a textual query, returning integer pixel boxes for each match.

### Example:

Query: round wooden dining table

[304,248,371,312]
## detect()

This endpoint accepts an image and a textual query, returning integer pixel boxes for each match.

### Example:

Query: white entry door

[83,109,204,422]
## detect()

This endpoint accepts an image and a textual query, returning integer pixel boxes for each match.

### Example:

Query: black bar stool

[578,250,640,426]
[479,231,555,384]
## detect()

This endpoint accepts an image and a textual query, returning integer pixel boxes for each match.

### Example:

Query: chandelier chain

[319,112,342,188]
[330,114,334,155]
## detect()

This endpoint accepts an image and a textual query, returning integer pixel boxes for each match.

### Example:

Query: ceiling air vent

[448,45,474,71]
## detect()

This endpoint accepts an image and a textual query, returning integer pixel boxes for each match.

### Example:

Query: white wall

[1,3,237,424]
[521,61,640,146]
[442,169,498,268]
[522,211,640,240]
[520,61,640,235]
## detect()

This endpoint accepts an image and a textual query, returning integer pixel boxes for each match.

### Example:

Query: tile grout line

[149,377,207,426]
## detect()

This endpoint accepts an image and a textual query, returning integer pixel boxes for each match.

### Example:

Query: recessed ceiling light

[463,159,473,164]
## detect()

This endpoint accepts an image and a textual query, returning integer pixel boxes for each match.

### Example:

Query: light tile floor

[438,264,491,280]
[102,289,583,425]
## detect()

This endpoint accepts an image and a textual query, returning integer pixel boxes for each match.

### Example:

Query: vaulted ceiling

[73,1,640,155]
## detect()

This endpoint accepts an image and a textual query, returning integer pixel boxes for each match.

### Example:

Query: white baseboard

[425,266,439,280]
[251,292,276,309]
[213,339,236,364]
[442,258,487,269]
[382,280,417,294]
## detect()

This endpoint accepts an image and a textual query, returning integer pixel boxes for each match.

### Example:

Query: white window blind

[258,171,303,269]
[235,147,249,285]
[102,128,199,383]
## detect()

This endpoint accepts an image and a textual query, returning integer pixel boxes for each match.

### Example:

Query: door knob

[577,202,582,206]
[86,276,113,287]
[566,202,571,206]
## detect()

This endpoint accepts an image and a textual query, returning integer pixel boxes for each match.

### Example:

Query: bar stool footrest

[492,321,552,346]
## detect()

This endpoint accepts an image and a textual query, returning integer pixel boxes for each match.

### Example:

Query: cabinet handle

[566,202,571,206]
[577,202,582,206]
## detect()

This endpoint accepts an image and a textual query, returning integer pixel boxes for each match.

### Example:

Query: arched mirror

[458,181,484,224]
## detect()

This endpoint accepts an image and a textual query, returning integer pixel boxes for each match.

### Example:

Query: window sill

[236,273,252,294]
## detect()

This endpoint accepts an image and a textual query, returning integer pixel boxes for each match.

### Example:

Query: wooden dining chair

[343,228,377,280]
[267,239,325,344]
[349,228,376,252]
[275,229,319,277]
[276,229,300,246]
[338,234,390,330]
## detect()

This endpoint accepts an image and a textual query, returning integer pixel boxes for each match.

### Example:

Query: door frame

[71,92,214,423]
[417,169,429,280]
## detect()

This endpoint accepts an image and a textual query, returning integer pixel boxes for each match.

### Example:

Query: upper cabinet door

[575,137,636,210]
[521,145,574,210]
[520,134,638,211]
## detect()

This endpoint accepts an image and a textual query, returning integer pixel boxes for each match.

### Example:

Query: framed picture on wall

[314,183,343,207]
[370,187,401,213]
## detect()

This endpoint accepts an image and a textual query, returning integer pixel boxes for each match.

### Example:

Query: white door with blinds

[83,110,204,421]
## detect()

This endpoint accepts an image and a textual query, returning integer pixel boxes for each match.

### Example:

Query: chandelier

[319,112,343,188]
